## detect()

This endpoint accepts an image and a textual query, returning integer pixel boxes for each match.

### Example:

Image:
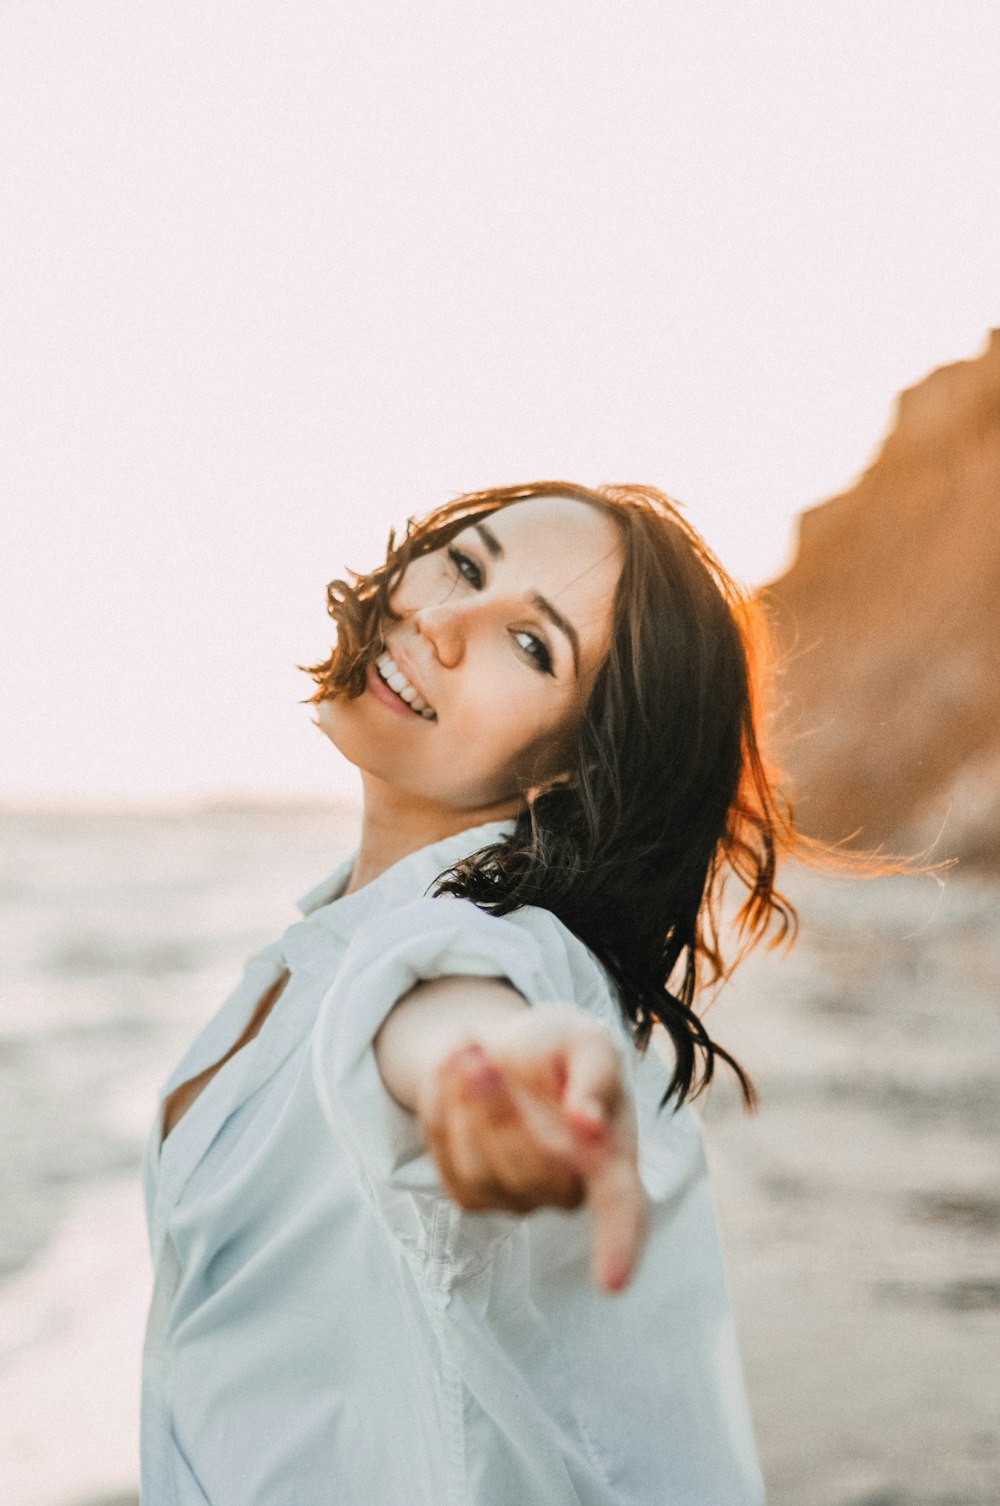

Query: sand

[1,823,996,1505]
[700,865,1000,1505]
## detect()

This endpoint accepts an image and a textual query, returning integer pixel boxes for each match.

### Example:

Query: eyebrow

[473,522,581,677]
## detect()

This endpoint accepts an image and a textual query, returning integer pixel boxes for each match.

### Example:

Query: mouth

[370,652,437,721]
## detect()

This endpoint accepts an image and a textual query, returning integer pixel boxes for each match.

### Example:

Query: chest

[160,969,291,1144]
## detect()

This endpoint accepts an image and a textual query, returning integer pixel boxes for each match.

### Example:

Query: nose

[411,598,469,670]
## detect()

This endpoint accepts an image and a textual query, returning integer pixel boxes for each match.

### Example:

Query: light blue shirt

[141,819,764,1504]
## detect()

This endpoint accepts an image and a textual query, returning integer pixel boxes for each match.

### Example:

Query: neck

[344,776,523,895]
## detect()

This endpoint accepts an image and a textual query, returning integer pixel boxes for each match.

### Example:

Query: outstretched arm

[374,976,649,1294]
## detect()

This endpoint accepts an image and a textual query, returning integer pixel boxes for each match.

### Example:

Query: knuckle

[556,1179,586,1210]
[593,1037,625,1079]
[482,1097,520,1127]
[505,1190,544,1214]
[438,1170,465,1203]
[452,1184,488,1211]
[510,1170,584,1212]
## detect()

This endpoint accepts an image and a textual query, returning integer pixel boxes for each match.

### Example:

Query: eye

[447,547,483,589]
[513,630,554,676]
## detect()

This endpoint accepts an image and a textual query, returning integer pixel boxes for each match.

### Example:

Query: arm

[374,973,529,1112]
[374,976,649,1293]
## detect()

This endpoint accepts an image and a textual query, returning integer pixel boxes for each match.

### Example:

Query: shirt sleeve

[309,892,633,1283]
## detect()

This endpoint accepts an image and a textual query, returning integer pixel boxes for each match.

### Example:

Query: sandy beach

[702,864,1000,1505]
[1,806,997,1505]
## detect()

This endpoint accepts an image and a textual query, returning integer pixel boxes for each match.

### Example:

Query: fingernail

[451,1044,486,1072]
[451,1046,503,1096]
[603,1253,632,1293]
[469,1062,504,1095]
[573,1093,604,1123]
[569,1102,606,1140]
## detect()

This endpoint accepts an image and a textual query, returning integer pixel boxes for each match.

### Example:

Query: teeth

[374,652,436,720]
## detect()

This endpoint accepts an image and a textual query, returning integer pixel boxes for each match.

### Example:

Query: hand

[414,1002,649,1294]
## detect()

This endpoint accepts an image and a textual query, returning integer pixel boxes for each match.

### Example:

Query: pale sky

[2,1,997,802]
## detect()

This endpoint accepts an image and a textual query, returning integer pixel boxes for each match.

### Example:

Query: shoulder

[345,891,631,1050]
[496,901,630,1045]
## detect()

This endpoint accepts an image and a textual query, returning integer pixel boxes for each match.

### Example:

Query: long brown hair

[302,481,834,1113]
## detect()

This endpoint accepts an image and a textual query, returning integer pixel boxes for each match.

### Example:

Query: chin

[313,695,523,811]
[312,694,366,760]
[313,695,418,785]
[313,693,341,737]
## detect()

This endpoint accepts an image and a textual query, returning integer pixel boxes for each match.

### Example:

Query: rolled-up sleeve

[309,893,632,1282]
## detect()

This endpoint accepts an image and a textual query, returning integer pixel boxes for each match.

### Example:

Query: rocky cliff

[762,329,1000,866]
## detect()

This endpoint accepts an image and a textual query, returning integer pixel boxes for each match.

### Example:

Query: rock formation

[761,329,1000,866]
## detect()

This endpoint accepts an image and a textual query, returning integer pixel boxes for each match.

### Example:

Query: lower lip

[365,661,432,721]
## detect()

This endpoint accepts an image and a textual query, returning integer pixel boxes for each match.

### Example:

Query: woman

[142,481,794,1505]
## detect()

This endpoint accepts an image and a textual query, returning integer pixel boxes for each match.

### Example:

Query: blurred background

[1,3,998,1503]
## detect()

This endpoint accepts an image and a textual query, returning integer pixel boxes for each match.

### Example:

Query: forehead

[466,494,623,588]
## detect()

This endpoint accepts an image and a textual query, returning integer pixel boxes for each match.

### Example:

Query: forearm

[373,974,529,1112]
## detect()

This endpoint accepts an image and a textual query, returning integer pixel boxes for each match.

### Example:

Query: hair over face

[303,481,804,1112]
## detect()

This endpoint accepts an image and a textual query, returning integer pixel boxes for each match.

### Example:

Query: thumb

[560,1027,649,1294]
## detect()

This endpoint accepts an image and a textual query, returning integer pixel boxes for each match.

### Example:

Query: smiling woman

[141,480,801,1505]
[303,481,791,1107]
[311,494,623,829]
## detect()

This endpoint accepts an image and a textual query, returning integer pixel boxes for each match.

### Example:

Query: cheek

[450,678,579,779]
[516,710,582,783]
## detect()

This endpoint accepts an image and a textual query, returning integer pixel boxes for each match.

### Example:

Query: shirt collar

[295,817,519,933]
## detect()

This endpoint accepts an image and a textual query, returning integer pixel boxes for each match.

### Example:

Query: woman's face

[316,495,623,814]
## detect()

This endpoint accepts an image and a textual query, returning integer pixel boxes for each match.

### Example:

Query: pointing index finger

[584,1144,650,1293]
[559,1030,648,1293]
